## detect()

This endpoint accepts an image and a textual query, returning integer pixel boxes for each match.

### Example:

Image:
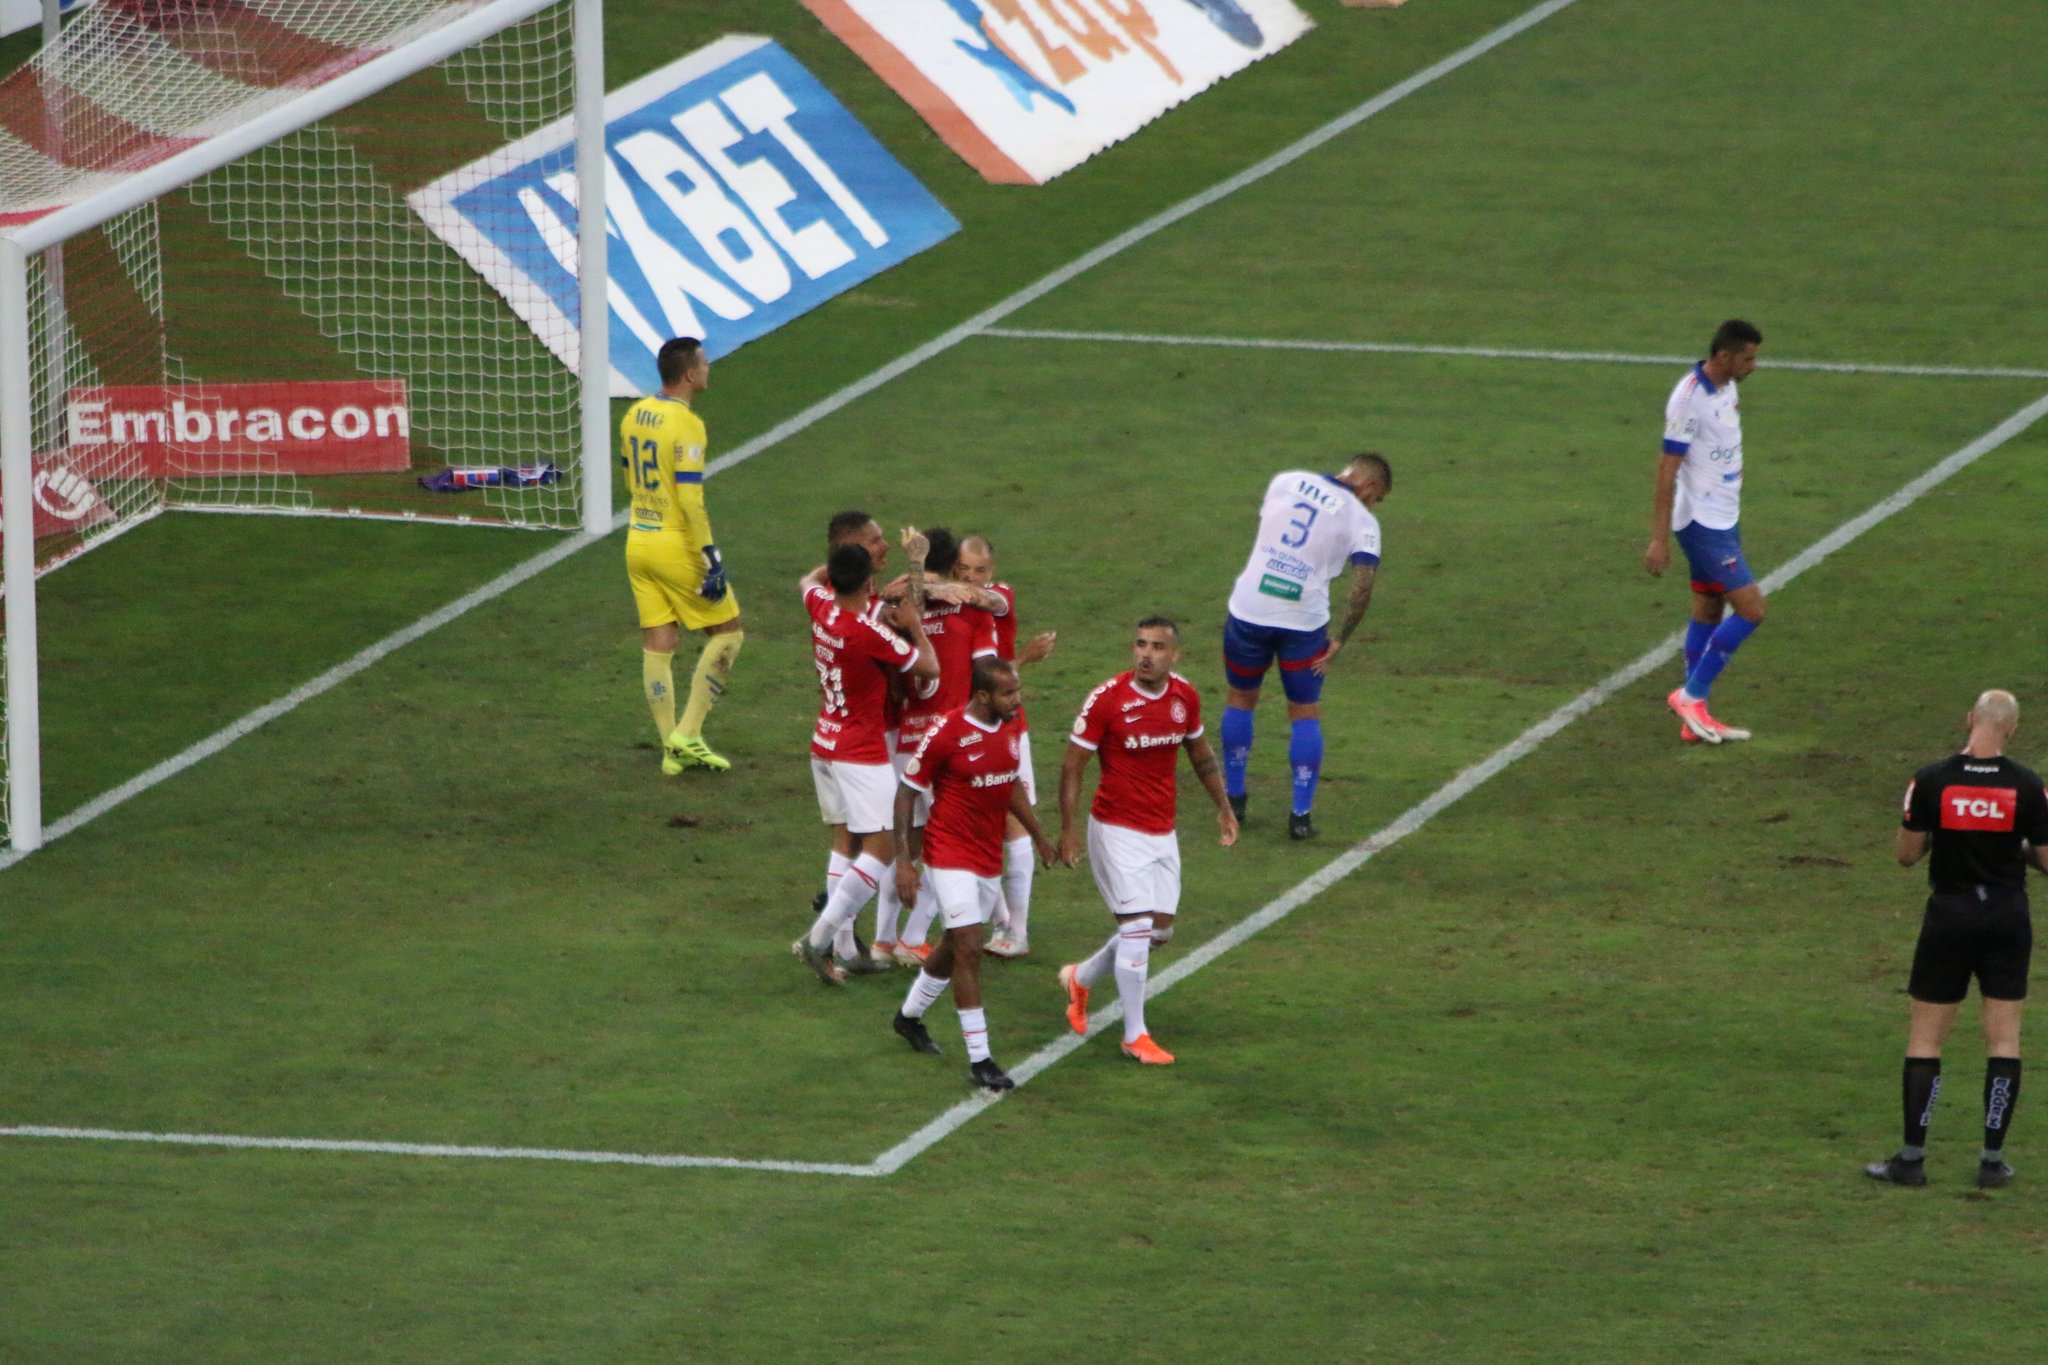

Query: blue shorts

[1674,521,1754,594]
[1223,613,1329,704]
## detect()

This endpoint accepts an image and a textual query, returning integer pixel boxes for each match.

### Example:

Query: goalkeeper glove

[700,544,728,603]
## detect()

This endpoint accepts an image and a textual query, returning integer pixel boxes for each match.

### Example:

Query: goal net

[0,0,611,851]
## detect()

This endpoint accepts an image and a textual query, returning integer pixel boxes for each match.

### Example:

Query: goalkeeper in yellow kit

[623,337,744,773]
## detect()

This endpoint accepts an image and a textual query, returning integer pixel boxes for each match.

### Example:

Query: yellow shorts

[626,534,741,631]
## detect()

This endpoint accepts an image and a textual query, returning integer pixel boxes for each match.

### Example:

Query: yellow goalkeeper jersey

[620,395,711,545]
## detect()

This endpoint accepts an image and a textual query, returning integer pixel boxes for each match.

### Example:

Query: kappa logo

[1942,786,2017,832]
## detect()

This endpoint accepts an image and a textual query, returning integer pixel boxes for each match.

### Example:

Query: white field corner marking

[871,387,2048,1175]
[0,0,1588,874]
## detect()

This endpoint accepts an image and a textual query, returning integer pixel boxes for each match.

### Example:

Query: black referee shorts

[1907,887,2032,1004]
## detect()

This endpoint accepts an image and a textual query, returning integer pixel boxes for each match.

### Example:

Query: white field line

[980,327,2048,381]
[1,0,1586,872]
[0,1126,877,1178]
[11,388,2046,1175]
[870,387,2048,1175]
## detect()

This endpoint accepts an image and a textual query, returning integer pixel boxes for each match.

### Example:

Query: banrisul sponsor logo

[412,36,958,397]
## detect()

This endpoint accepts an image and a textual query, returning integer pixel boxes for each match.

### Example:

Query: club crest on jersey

[1170,700,1187,724]
[1008,734,1021,760]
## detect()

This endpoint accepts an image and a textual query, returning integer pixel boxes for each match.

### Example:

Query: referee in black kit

[1868,690,2048,1189]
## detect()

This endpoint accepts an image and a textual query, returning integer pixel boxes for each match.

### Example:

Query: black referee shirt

[1901,753,2048,894]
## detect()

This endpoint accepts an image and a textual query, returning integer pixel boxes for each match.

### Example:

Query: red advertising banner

[0,448,118,541]
[65,380,413,476]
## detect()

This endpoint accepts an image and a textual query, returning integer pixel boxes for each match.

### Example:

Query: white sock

[901,878,940,947]
[900,969,949,1019]
[1076,930,1118,988]
[807,853,885,949]
[1115,916,1154,1043]
[823,852,854,956]
[1000,836,1034,942]
[958,1005,991,1063]
[832,921,859,960]
[873,861,902,944]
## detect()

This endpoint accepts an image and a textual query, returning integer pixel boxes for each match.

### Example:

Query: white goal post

[1,0,612,853]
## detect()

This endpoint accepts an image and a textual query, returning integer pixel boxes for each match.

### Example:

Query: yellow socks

[676,630,743,740]
[642,649,676,742]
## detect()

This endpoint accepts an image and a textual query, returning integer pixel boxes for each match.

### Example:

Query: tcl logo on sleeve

[1941,786,2017,831]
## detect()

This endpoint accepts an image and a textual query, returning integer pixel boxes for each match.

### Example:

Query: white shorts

[812,757,896,836]
[927,864,1002,930]
[891,745,931,828]
[1087,816,1181,919]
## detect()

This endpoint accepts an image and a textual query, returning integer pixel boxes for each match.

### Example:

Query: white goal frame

[0,0,612,853]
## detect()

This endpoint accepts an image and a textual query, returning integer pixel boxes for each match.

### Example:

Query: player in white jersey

[1644,320,1765,745]
[1219,452,1390,841]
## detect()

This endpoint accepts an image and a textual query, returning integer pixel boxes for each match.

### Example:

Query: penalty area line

[3,0,1587,871]
[872,387,2048,1176]
[979,328,2048,382]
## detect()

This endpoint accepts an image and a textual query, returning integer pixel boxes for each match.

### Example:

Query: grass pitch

[7,2,2048,1360]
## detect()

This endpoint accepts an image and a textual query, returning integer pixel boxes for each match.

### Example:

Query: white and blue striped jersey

[1663,363,1744,531]
[1226,471,1381,631]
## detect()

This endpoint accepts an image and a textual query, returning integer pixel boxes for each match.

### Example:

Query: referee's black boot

[1978,1159,2015,1189]
[1864,1154,1928,1187]
[1288,811,1317,841]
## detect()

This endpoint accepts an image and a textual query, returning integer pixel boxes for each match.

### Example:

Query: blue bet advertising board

[412,35,959,397]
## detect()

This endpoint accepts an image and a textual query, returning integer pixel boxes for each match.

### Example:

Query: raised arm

[1184,735,1239,847]
[927,581,1008,614]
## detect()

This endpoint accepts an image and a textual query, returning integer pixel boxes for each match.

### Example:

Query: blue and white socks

[1222,705,1254,798]
[1681,615,1759,699]
[1289,718,1323,817]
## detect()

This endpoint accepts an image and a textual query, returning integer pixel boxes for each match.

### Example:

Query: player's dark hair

[924,526,960,576]
[970,655,1016,696]
[658,337,705,386]
[826,509,873,547]
[826,543,872,594]
[1135,614,1180,640]
[1708,319,1762,357]
[1348,451,1392,492]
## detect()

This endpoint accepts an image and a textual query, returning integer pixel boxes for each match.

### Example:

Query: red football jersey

[1069,671,1205,836]
[903,707,1026,876]
[989,581,1028,729]
[897,600,998,750]
[805,585,918,764]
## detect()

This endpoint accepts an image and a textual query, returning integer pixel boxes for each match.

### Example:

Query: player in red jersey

[1057,616,1238,1064]
[891,656,1056,1090]
[955,534,1057,958]
[792,539,937,985]
[796,511,908,969]
[873,528,1009,966]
